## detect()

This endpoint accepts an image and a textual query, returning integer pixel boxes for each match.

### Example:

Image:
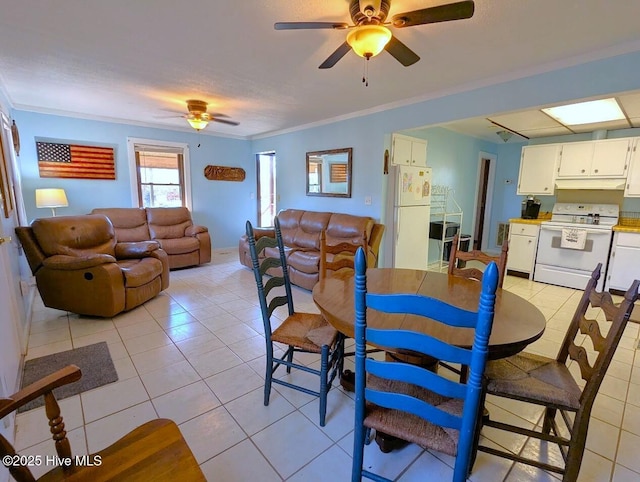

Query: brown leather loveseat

[238,209,384,290]
[91,207,211,269]
[16,214,170,318]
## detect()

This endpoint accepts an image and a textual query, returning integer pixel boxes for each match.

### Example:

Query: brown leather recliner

[16,214,170,318]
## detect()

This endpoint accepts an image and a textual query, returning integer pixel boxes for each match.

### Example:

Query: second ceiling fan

[275,0,475,69]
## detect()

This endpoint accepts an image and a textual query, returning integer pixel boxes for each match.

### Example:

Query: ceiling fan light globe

[346,25,391,58]
[187,117,209,131]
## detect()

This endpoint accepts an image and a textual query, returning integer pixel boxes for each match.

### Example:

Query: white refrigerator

[392,165,432,270]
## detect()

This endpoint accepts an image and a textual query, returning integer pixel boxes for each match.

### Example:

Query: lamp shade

[187,117,209,131]
[36,188,68,208]
[346,25,392,58]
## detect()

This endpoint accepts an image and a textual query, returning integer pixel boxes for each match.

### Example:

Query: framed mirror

[306,147,352,198]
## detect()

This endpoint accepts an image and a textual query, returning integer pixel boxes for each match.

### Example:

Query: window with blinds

[135,149,185,208]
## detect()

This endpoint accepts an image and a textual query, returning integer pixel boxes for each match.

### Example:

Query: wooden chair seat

[485,352,582,411]
[272,313,338,353]
[0,365,205,482]
[39,419,204,482]
[364,375,463,457]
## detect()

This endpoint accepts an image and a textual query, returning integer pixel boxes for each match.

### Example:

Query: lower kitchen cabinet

[507,222,540,279]
[607,231,640,291]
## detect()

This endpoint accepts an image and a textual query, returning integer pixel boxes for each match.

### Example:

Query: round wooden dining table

[312,268,546,360]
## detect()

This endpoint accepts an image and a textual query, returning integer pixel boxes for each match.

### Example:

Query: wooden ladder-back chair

[352,248,499,482]
[477,264,640,482]
[319,229,380,392]
[318,229,363,280]
[0,365,205,482]
[246,219,344,426]
[447,233,509,288]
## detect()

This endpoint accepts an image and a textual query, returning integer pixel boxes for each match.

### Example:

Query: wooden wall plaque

[204,165,246,182]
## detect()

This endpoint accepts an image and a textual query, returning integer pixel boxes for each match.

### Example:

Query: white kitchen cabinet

[392,134,427,167]
[507,222,540,279]
[557,141,594,177]
[517,144,559,195]
[607,231,640,291]
[558,138,631,178]
[625,140,640,197]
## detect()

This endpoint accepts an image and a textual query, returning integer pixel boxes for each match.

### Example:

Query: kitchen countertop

[508,213,552,225]
[614,218,640,233]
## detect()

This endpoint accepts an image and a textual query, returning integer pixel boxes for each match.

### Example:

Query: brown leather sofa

[91,207,211,269]
[16,214,170,318]
[238,209,385,290]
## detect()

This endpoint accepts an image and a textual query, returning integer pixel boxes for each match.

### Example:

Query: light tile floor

[14,249,640,481]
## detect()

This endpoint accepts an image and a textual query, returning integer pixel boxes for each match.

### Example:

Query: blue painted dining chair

[351,248,499,482]
[245,218,344,426]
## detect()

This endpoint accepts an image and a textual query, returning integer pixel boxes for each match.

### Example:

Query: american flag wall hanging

[36,141,116,180]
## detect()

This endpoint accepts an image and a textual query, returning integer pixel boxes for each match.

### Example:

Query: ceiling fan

[275,0,475,69]
[176,100,239,131]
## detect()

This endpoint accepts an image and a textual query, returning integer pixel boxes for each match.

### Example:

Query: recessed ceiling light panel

[542,98,624,126]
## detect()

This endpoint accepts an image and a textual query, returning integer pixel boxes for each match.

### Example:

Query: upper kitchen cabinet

[557,138,631,178]
[391,134,427,166]
[625,139,640,197]
[517,144,560,195]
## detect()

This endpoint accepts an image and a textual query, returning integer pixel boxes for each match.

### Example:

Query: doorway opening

[256,152,276,227]
[472,153,496,251]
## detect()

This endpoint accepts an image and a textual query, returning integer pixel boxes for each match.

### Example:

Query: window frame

[127,138,191,209]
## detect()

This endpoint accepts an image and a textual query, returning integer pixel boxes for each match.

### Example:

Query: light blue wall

[12,111,253,248]
[11,49,640,252]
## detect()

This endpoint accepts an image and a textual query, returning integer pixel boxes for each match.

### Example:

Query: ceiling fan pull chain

[362,57,369,87]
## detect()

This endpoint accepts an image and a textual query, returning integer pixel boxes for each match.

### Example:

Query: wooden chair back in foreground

[0,365,205,482]
[447,233,509,288]
[477,264,640,481]
[246,218,344,426]
[319,229,363,280]
[352,248,499,482]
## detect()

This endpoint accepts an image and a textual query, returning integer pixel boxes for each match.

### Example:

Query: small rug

[19,342,118,412]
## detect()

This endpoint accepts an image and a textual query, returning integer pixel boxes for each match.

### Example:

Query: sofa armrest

[251,227,275,240]
[115,241,161,259]
[185,224,208,236]
[42,254,117,270]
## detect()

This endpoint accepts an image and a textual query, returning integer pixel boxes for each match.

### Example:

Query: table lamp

[35,188,68,216]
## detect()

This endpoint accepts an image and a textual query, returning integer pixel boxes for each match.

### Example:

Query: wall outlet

[364,196,372,205]
[250,192,255,199]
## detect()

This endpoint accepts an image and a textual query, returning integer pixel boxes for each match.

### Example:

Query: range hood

[554,178,626,190]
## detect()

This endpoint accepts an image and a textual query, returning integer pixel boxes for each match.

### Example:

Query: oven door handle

[540,226,609,235]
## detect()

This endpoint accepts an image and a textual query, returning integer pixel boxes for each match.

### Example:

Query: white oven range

[534,203,619,291]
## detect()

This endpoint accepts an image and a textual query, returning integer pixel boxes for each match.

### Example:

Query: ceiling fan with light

[177,100,239,131]
[275,0,475,69]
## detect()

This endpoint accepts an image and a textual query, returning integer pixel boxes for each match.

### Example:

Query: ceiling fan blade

[319,41,352,69]
[391,0,474,28]
[211,118,239,126]
[207,113,229,118]
[274,22,349,30]
[384,36,420,66]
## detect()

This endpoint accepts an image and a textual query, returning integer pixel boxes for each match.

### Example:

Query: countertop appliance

[521,195,541,219]
[534,202,619,290]
[390,165,432,270]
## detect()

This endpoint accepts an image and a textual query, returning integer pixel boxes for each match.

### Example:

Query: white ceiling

[1,0,640,139]
[439,91,640,143]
